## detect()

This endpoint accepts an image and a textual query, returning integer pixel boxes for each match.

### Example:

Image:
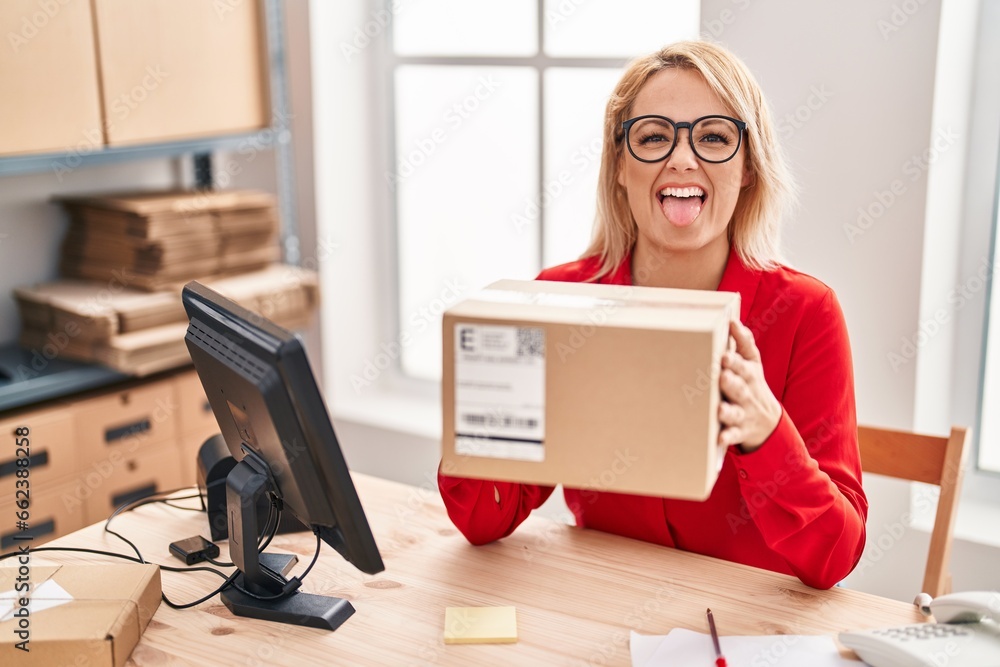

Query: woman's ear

[741,165,755,188]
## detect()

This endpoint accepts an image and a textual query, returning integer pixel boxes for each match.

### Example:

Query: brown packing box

[441,279,740,501]
[54,190,281,291]
[15,264,320,375]
[92,0,269,146]
[0,564,160,667]
[55,189,277,220]
[0,0,103,156]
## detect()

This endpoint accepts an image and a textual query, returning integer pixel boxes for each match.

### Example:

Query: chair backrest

[857,425,969,598]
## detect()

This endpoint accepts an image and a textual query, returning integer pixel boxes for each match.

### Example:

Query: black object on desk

[0,343,127,412]
[198,434,306,542]
[182,281,384,632]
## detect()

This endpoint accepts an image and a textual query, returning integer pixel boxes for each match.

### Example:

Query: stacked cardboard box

[56,190,280,291]
[15,265,319,376]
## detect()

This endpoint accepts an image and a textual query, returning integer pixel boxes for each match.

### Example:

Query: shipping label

[454,324,545,462]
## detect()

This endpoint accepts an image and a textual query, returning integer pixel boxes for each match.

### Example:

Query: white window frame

[383,5,633,387]
[953,0,1000,497]
[313,0,649,438]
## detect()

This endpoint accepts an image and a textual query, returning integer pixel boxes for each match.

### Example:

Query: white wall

[312,0,1000,601]
[699,0,998,600]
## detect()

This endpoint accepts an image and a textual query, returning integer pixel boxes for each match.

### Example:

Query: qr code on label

[516,327,544,359]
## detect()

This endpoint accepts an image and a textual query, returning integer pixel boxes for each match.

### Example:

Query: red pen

[706,608,728,667]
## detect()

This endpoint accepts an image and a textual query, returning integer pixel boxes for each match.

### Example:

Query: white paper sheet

[0,579,74,622]
[631,628,861,666]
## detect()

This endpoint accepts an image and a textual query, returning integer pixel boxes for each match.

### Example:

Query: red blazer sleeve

[730,289,867,589]
[437,470,555,545]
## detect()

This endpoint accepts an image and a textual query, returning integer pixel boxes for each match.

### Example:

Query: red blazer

[438,246,867,589]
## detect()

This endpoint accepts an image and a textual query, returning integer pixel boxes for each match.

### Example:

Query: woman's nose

[666,130,699,170]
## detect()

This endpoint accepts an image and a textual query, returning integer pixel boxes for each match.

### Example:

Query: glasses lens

[691,117,741,162]
[627,117,675,162]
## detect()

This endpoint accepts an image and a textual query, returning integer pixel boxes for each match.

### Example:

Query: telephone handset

[838,591,1000,667]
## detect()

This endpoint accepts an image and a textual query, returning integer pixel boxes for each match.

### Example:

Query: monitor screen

[182,281,384,629]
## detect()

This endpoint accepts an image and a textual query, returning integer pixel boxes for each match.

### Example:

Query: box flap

[448,280,739,332]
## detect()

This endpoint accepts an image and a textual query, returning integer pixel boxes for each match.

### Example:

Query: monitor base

[221,584,356,630]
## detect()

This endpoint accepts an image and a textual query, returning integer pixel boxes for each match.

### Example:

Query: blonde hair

[584,40,795,279]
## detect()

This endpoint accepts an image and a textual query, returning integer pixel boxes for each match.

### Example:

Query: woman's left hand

[718,320,782,453]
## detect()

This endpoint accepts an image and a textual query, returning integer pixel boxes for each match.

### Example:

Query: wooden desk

[35,473,922,666]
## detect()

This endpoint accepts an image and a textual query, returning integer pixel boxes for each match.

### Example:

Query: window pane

[542,67,623,268]
[393,0,538,56]
[394,66,540,381]
[543,0,699,58]
[979,198,1000,472]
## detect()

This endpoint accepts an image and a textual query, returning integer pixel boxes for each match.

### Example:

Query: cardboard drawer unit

[0,405,76,492]
[76,444,184,524]
[0,480,88,554]
[174,370,219,438]
[73,379,179,468]
[442,279,740,501]
[174,370,220,485]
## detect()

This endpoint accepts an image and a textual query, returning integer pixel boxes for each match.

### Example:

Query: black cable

[205,556,234,568]
[7,488,318,609]
[298,530,322,582]
[93,487,240,607]
[163,569,242,610]
[229,528,322,602]
[162,501,206,512]
[103,488,206,564]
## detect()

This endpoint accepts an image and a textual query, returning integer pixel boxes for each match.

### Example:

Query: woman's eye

[639,133,669,145]
[700,133,731,145]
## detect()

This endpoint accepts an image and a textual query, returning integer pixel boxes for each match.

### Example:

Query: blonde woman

[439,41,865,590]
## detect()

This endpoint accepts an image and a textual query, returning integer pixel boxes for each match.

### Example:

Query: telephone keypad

[871,624,973,641]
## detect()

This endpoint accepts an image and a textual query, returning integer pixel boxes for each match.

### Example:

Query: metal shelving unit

[0,0,299,407]
[0,0,298,264]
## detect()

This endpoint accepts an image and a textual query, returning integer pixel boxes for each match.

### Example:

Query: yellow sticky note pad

[443,606,518,644]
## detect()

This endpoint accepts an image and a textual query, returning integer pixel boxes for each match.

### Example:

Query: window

[976,181,1000,474]
[951,0,1000,489]
[386,0,699,382]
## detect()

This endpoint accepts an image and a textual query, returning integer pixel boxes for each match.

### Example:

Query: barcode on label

[517,327,544,359]
[462,414,539,429]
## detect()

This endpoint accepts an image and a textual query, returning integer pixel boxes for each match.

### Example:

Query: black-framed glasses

[621,115,747,164]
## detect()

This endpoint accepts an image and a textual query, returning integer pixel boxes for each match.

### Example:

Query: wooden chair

[857,425,970,598]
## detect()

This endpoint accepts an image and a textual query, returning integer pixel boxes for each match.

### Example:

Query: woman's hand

[718,320,782,453]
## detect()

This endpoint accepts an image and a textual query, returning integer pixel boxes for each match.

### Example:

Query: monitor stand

[222,456,355,630]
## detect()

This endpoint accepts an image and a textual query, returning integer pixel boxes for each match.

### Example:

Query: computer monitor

[181,281,384,630]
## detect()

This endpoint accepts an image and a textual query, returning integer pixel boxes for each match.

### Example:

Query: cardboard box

[92,0,269,145]
[441,279,739,501]
[0,0,103,156]
[0,564,161,667]
[0,481,88,555]
[15,263,319,376]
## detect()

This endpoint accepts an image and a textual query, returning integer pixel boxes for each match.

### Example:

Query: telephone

[838,591,1000,667]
